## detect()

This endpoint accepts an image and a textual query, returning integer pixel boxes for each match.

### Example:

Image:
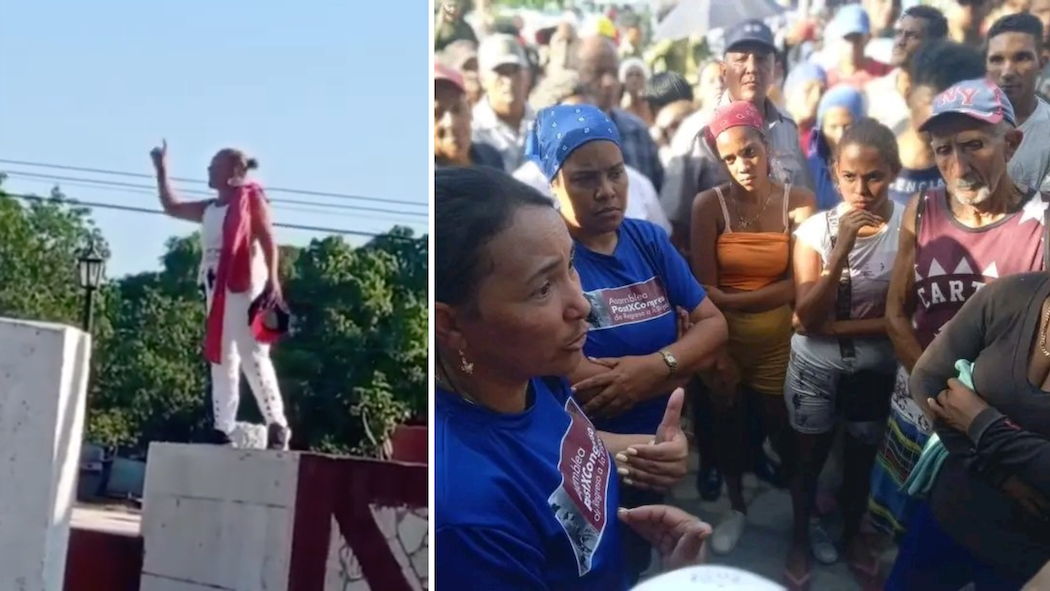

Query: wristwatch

[658,349,678,376]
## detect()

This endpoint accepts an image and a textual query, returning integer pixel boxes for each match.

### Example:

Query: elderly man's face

[927,114,1021,206]
[484,63,527,113]
[722,44,775,104]
[578,42,621,112]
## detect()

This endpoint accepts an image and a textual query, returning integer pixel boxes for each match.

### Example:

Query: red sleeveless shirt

[912,187,1049,348]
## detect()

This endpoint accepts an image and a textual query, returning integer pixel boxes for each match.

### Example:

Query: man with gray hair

[661,19,814,253]
[881,76,1050,589]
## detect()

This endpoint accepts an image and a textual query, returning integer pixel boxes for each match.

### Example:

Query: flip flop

[783,568,812,591]
[847,556,883,591]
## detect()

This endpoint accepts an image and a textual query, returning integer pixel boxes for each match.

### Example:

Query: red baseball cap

[434,62,465,94]
[248,295,290,344]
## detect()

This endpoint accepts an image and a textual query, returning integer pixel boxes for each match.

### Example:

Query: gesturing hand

[618,504,713,570]
[150,139,168,171]
[615,388,689,491]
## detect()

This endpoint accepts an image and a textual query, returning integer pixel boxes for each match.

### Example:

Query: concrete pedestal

[139,443,428,591]
[0,318,92,591]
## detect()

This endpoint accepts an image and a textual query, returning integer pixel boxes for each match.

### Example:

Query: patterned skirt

[867,365,933,540]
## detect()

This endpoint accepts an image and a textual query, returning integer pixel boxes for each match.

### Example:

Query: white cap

[631,566,786,591]
[478,33,525,72]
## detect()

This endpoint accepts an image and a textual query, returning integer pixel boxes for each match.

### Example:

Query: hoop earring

[459,349,474,375]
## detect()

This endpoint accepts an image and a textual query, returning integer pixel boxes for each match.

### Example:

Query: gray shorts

[783,350,895,444]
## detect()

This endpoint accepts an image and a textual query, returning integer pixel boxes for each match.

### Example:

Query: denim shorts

[783,350,895,444]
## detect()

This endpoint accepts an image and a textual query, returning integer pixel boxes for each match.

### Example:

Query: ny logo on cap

[936,86,980,107]
[744,23,763,34]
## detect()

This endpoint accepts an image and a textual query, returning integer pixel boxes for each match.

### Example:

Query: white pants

[205,279,287,434]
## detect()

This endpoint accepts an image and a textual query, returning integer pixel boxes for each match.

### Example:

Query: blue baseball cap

[919,78,1017,133]
[832,4,871,37]
[724,19,776,54]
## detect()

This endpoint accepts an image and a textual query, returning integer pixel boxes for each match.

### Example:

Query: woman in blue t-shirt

[434,166,715,590]
[526,103,730,583]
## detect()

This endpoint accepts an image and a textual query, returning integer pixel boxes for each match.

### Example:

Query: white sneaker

[710,510,747,555]
[808,521,839,565]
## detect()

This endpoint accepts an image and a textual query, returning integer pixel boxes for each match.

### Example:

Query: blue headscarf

[784,62,827,99]
[807,86,867,211]
[525,104,622,182]
[817,85,865,128]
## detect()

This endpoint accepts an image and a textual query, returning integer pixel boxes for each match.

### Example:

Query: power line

[0,158,430,209]
[2,174,420,227]
[0,170,428,219]
[2,191,425,241]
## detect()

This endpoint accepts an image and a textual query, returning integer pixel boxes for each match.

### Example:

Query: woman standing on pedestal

[150,140,292,450]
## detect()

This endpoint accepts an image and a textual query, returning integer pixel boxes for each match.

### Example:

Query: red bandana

[703,101,765,152]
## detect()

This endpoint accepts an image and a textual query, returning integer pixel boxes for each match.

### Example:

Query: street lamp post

[77,241,106,332]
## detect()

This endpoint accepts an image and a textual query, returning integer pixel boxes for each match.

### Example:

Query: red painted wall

[391,425,428,464]
[64,527,142,591]
[288,455,428,591]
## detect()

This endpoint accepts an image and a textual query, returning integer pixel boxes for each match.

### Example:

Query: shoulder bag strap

[826,208,856,361]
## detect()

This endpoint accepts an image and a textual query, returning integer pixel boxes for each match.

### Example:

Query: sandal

[783,568,812,591]
[847,553,883,591]
[845,530,885,590]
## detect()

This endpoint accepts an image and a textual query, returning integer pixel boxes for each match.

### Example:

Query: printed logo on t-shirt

[583,276,672,331]
[889,175,943,196]
[914,256,994,310]
[548,397,610,576]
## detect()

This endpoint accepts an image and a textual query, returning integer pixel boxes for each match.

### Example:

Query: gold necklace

[734,186,776,230]
[435,362,478,405]
[1039,301,1050,358]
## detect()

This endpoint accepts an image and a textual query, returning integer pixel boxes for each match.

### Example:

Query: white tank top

[199,200,269,289]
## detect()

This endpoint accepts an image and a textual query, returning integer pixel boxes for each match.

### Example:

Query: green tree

[1,177,428,457]
[89,237,211,452]
[0,179,109,327]
[276,230,428,454]
[90,230,428,455]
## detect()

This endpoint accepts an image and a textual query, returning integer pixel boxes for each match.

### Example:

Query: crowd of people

[434,0,1050,589]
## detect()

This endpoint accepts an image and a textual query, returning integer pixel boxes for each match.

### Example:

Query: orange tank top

[715,185,791,292]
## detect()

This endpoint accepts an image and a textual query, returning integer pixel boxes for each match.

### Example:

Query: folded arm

[909,285,993,450]
[967,409,1050,496]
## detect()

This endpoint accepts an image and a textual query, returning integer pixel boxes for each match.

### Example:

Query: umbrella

[652,0,787,42]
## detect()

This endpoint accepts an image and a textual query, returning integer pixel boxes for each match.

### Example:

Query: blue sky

[0,1,429,278]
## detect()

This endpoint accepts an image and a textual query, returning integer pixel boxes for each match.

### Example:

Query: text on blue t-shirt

[574,218,705,435]
[435,377,627,590]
